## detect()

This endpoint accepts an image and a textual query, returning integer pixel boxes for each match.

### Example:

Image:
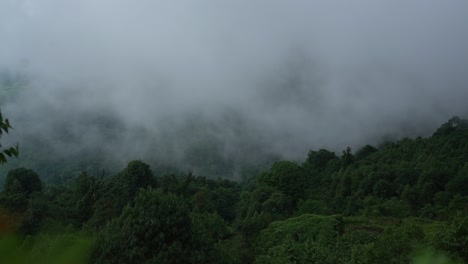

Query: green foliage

[306,149,338,171]
[3,168,42,196]
[0,116,467,263]
[446,164,468,196]
[0,111,19,164]
[411,249,461,264]
[92,188,213,263]
[296,199,332,215]
[341,146,355,167]
[357,223,425,264]
[447,195,468,214]
[237,211,271,245]
[191,212,231,243]
[433,116,468,137]
[373,179,395,198]
[86,160,157,229]
[355,145,378,160]
[0,233,92,264]
[0,168,46,234]
[432,215,468,263]
[118,160,157,198]
[258,161,305,202]
[254,214,343,263]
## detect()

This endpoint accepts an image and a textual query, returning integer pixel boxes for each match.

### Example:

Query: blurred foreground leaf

[411,249,461,264]
[0,232,92,264]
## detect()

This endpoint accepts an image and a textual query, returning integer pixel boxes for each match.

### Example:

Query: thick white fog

[1,1,468,176]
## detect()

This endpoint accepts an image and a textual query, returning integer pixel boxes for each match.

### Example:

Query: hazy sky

[1,1,468,173]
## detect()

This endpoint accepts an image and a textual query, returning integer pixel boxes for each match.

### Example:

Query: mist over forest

[2,2,468,264]
[1,1,468,178]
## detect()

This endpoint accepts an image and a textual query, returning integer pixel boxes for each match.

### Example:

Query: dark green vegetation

[1,117,467,263]
[0,111,19,164]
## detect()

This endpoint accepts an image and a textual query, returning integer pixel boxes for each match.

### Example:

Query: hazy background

[1,0,468,178]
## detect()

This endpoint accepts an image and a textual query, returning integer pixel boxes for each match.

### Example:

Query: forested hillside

[2,1,468,263]
[1,117,467,263]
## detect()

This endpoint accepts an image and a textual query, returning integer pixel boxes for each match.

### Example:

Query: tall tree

[92,188,211,263]
[3,168,42,196]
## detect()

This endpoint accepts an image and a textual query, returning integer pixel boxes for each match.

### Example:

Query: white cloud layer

[1,1,468,174]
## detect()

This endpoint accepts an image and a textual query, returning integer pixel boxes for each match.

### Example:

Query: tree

[0,111,19,164]
[254,214,343,264]
[3,168,42,196]
[1,168,44,235]
[341,147,354,167]
[355,145,377,160]
[92,188,211,263]
[89,160,158,227]
[118,160,157,199]
[73,172,104,224]
[257,161,305,201]
[373,179,395,198]
[432,214,468,263]
[433,116,468,137]
[306,149,337,171]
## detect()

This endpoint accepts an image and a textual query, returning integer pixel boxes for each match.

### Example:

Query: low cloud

[1,1,467,176]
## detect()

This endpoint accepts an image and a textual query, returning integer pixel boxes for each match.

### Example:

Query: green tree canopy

[118,160,157,198]
[92,188,209,263]
[258,161,305,201]
[306,149,337,171]
[355,145,377,160]
[3,168,42,196]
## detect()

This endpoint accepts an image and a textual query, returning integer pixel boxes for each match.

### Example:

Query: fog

[1,1,468,177]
